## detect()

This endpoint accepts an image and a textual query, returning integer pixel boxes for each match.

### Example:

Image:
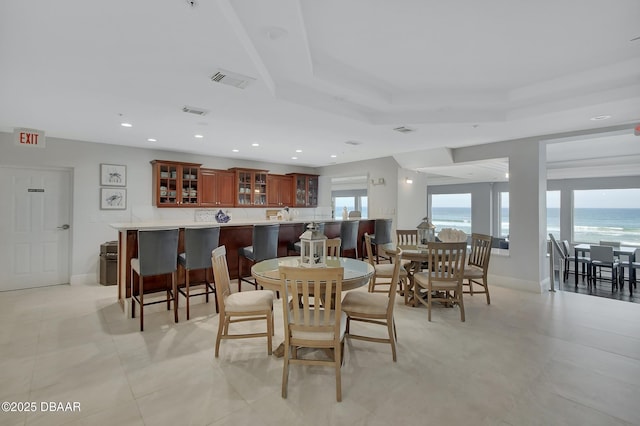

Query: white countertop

[109,218,360,231]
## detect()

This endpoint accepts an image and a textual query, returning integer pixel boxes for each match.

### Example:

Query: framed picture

[100,188,127,210]
[100,163,126,186]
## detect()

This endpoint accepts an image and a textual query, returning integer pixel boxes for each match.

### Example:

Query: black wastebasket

[99,241,118,286]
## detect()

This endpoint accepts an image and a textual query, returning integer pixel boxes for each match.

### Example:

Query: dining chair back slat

[396,229,418,246]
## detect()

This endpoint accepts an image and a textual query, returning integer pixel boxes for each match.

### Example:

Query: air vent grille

[182,106,208,116]
[393,126,416,134]
[210,69,255,89]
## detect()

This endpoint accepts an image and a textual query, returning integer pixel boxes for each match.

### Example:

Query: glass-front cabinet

[151,160,201,207]
[230,168,268,206]
[289,174,319,207]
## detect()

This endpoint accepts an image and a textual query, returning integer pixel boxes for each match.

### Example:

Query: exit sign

[14,128,46,148]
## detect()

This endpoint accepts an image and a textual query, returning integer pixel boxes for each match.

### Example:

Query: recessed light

[590,115,611,121]
[330,154,337,158]
[295,149,302,153]
[291,156,298,160]
[251,143,260,147]
[147,138,157,142]
[232,149,239,153]
[505,172,510,178]
[120,122,132,128]
[194,134,204,138]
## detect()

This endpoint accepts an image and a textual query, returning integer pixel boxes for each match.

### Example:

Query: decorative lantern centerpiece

[299,222,327,267]
[417,216,436,247]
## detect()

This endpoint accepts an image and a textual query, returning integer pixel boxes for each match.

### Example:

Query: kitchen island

[110,219,375,307]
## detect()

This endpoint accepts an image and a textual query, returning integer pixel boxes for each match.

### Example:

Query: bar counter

[110,219,374,307]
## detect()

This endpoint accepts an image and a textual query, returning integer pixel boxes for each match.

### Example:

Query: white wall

[454,137,549,292]
[0,132,319,284]
[318,156,401,222]
[396,168,427,229]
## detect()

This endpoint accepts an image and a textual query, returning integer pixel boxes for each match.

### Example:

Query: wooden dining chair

[326,237,341,257]
[463,233,493,304]
[279,266,346,402]
[342,248,402,361]
[413,242,467,322]
[363,233,408,300]
[211,246,274,358]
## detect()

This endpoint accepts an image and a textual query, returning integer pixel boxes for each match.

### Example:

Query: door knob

[57,224,70,230]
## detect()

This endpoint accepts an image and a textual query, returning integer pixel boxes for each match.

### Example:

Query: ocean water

[432,207,472,236]
[432,207,640,246]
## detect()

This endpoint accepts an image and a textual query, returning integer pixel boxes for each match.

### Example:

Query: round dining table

[381,244,429,306]
[251,256,375,292]
[251,256,374,357]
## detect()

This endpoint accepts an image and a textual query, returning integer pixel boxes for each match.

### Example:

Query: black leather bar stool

[131,228,179,331]
[177,226,220,320]
[238,223,280,291]
[369,218,392,263]
[340,220,359,259]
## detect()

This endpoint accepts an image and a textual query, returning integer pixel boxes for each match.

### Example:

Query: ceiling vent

[344,140,362,146]
[393,126,416,134]
[182,106,208,116]
[210,69,255,89]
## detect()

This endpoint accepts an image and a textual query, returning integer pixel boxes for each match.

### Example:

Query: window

[431,193,471,235]
[573,189,640,245]
[547,191,560,240]
[332,190,368,219]
[499,192,509,237]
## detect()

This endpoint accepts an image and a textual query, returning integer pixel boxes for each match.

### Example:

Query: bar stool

[177,226,220,320]
[131,228,179,332]
[369,218,392,263]
[340,220,359,259]
[238,224,280,291]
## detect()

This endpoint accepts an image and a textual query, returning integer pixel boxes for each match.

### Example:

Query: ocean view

[432,207,640,246]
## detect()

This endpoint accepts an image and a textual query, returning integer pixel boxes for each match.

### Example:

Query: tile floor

[1,280,639,426]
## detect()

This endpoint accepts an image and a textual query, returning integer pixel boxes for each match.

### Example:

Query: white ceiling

[1,0,639,170]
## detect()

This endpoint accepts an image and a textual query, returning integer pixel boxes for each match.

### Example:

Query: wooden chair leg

[131,270,136,319]
[185,270,190,321]
[238,257,243,292]
[172,272,178,323]
[140,277,144,332]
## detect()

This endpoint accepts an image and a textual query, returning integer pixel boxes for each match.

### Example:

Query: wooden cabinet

[230,168,268,206]
[289,174,319,207]
[267,175,293,207]
[200,169,235,207]
[151,160,201,207]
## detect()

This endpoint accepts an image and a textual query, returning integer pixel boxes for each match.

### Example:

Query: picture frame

[100,188,127,210]
[100,163,126,186]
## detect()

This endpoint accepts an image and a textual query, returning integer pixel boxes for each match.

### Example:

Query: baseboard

[488,273,545,294]
[70,273,99,286]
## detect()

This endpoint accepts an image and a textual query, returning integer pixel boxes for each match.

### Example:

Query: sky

[432,189,640,209]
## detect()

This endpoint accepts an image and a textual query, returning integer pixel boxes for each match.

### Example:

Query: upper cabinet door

[230,168,269,207]
[289,174,319,207]
[151,160,201,207]
[201,169,236,207]
[267,175,293,207]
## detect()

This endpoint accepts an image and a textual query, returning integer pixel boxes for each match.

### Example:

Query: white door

[0,167,71,290]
